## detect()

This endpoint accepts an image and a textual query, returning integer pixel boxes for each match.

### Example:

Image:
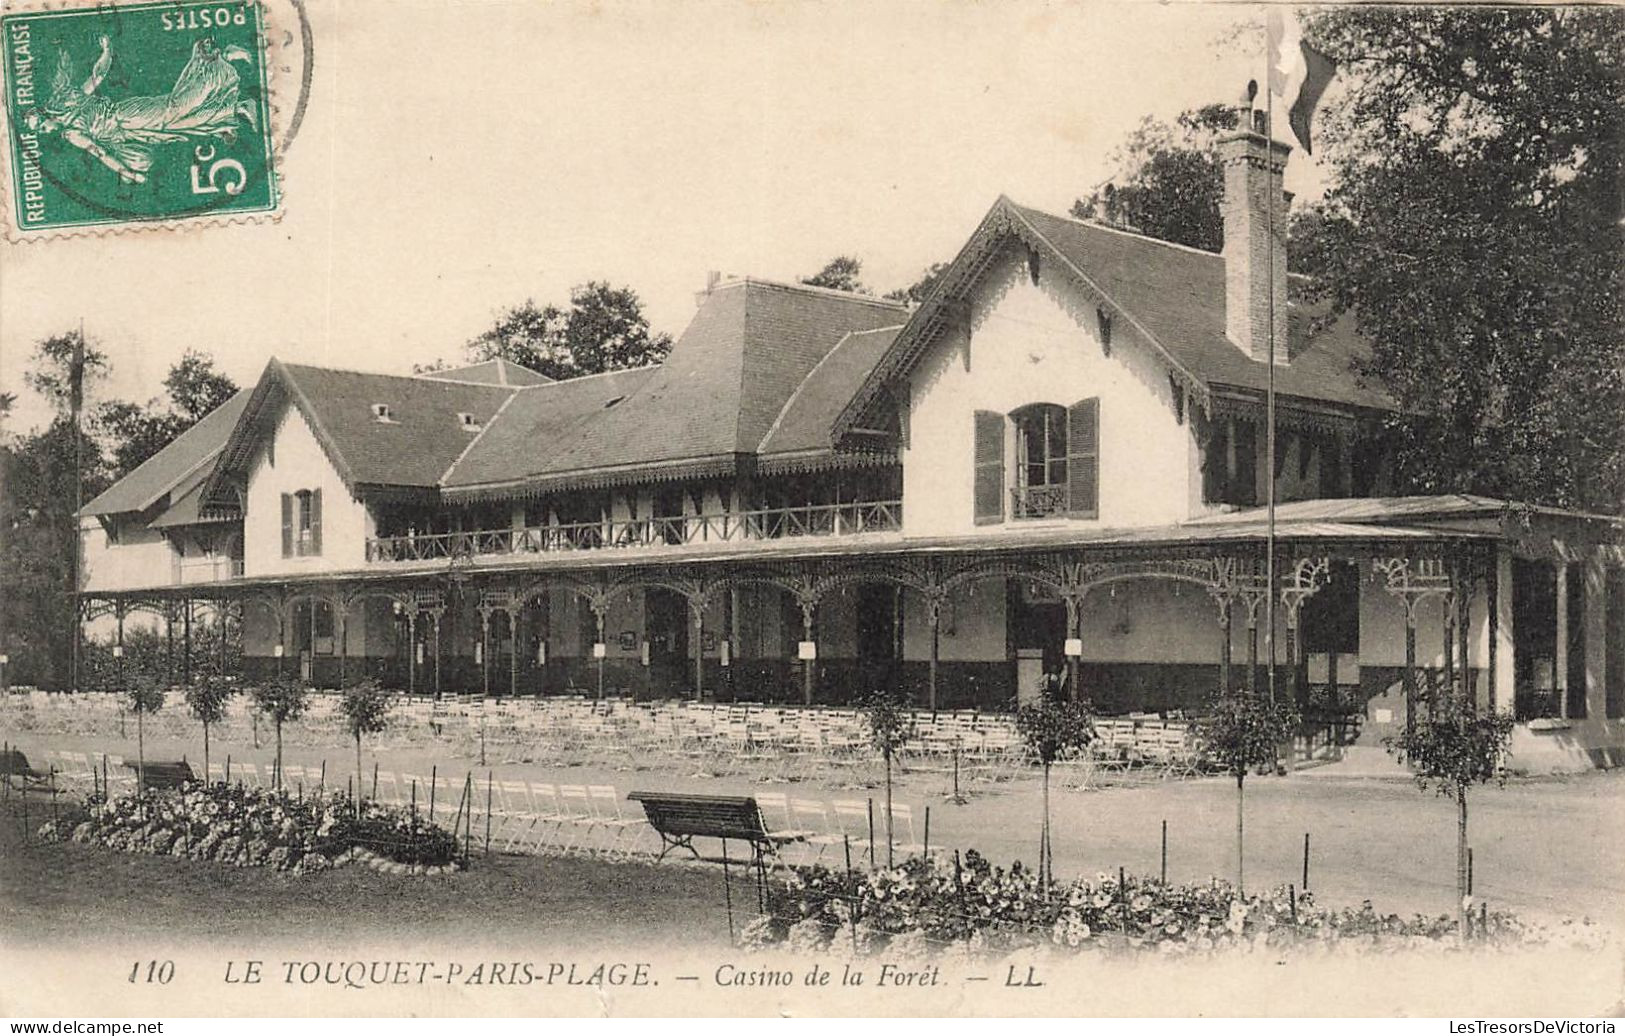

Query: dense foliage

[740,852,1552,957]
[1202,691,1299,779]
[39,783,462,873]
[2,336,238,690]
[1299,7,1625,513]
[1013,697,1095,766]
[459,281,673,381]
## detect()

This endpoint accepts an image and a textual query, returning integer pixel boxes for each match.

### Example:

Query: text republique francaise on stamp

[2,0,279,237]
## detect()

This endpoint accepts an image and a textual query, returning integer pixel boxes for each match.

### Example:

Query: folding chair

[831,800,875,864]
[587,785,650,860]
[886,802,931,859]
[790,798,846,866]
[555,784,599,855]
[494,780,540,853]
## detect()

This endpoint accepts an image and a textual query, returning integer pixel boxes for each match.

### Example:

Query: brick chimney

[1219,104,1293,365]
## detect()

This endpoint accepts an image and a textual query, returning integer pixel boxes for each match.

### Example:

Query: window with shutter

[310,488,323,556]
[1066,397,1099,518]
[973,410,1005,525]
[280,493,293,557]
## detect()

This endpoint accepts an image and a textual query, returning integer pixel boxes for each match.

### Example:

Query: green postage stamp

[1,0,279,236]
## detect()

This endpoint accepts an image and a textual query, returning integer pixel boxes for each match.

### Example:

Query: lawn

[0,799,741,949]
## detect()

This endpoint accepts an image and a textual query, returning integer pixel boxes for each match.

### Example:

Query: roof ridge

[439,388,520,485]
[757,330,855,453]
[713,275,910,311]
[757,323,905,453]
[278,360,516,390]
[513,362,662,387]
[1009,200,1225,261]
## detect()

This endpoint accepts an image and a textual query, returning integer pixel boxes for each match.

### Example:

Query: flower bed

[740,851,1590,958]
[37,783,464,875]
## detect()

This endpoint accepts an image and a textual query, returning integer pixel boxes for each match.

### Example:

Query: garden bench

[625,791,801,871]
[124,760,196,791]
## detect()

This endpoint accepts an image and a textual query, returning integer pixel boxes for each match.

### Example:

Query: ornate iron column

[1374,557,1452,734]
[922,586,948,712]
[1279,557,1329,708]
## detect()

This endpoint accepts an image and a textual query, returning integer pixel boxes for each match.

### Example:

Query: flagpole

[1263,22,1279,705]
[72,319,84,694]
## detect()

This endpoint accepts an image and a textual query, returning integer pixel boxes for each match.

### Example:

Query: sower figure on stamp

[25,34,258,185]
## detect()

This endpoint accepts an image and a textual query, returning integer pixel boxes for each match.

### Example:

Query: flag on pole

[68,331,85,418]
[1267,9,1337,155]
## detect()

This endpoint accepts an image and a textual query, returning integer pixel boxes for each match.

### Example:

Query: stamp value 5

[2,0,279,235]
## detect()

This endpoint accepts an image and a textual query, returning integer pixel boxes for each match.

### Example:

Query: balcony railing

[365,499,904,563]
[1011,484,1067,520]
[173,557,245,585]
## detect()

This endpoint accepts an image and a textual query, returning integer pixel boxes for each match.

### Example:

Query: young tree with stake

[250,672,309,789]
[183,675,235,783]
[862,690,912,867]
[124,670,165,794]
[1014,696,1095,890]
[340,679,392,810]
[1202,689,1299,895]
[1384,673,1514,936]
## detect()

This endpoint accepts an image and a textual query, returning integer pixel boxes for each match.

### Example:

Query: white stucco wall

[80,517,176,593]
[244,403,374,577]
[901,247,1194,538]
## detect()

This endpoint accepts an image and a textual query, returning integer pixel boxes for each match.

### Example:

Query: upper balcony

[364,499,903,564]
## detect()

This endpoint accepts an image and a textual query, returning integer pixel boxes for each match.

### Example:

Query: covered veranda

[80,521,1504,737]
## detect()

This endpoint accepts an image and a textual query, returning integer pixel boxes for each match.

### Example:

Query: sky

[0,0,1330,435]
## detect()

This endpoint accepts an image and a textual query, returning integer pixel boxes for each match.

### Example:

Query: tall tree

[164,350,239,422]
[1301,7,1625,512]
[1072,104,1239,253]
[465,281,673,381]
[0,417,109,690]
[94,351,238,479]
[801,255,871,295]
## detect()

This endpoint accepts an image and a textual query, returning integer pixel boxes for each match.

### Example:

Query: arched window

[973,399,1099,524]
[280,488,323,557]
[1010,403,1069,518]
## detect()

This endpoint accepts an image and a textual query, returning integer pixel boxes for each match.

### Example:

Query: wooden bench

[626,790,801,868]
[124,760,196,792]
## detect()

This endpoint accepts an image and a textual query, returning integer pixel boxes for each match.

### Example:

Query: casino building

[78,107,1625,772]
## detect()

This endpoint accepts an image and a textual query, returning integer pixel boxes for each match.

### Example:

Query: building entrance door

[645,588,691,698]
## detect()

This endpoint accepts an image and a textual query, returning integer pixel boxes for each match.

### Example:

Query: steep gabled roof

[758,325,902,458]
[208,360,516,497]
[834,196,1394,442]
[440,366,658,489]
[421,358,553,386]
[80,388,251,517]
[442,278,908,497]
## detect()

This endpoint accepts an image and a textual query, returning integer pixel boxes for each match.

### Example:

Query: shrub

[746,852,1567,958]
[42,782,462,873]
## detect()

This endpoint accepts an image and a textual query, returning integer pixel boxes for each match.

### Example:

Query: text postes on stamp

[2,0,279,236]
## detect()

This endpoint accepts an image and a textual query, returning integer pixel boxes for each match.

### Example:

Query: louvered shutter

[310,489,323,555]
[1066,398,1100,518]
[280,493,293,557]
[972,410,1004,525]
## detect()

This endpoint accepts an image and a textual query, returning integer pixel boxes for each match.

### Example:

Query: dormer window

[458,412,481,432]
[372,403,394,423]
